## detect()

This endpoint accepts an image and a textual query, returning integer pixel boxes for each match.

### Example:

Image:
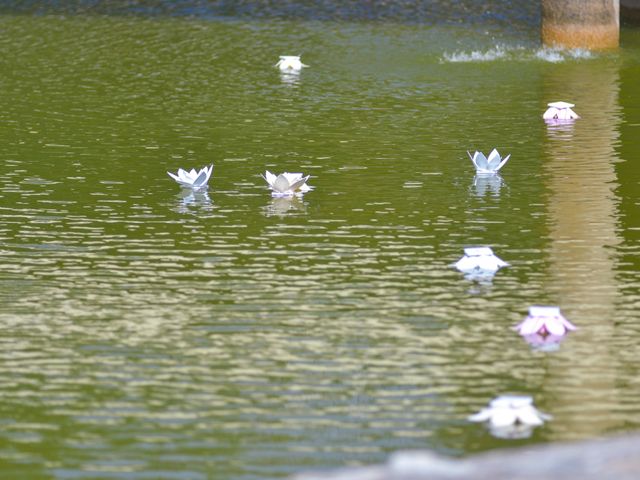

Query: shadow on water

[1,0,540,29]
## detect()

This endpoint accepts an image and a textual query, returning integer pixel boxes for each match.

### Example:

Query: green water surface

[1,13,640,479]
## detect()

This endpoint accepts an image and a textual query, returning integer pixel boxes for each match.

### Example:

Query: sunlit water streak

[0,11,639,480]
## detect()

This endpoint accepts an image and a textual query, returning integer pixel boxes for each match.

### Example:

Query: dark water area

[1,0,540,30]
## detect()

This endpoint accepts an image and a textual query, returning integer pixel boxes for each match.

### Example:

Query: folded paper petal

[468,149,509,174]
[263,170,313,197]
[276,56,308,72]
[273,175,292,193]
[516,406,545,426]
[496,154,510,171]
[469,395,549,432]
[168,165,213,188]
[489,408,518,428]
[454,247,508,275]
[548,101,574,109]
[516,306,576,338]
[543,101,579,120]
[467,409,492,422]
[545,317,567,336]
[516,316,544,336]
[490,395,532,409]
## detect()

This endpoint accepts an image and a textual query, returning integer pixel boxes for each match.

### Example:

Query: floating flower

[467,149,510,174]
[515,306,577,337]
[167,165,213,189]
[468,395,550,427]
[262,170,313,197]
[275,55,308,73]
[543,101,580,121]
[455,247,509,275]
[468,395,551,439]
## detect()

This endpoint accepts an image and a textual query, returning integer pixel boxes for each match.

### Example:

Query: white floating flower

[275,55,308,73]
[167,165,213,189]
[455,247,509,275]
[543,101,580,121]
[262,170,313,197]
[467,149,510,174]
[515,306,577,337]
[468,395,551,428]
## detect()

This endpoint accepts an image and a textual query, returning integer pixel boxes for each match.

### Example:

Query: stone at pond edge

[292,432,640,480]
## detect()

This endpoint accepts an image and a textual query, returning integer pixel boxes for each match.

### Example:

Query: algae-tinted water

[1,8,640,480]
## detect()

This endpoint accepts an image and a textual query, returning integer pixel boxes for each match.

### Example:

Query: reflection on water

[280,72,303,86]
[472,174,505,197]
[544,118,577,138]
[542,61,624,441]
[263,196,307,217]
[0,12,639,480]
[521,333,565,352]
[460,269,501,284]
[174,188,213,213]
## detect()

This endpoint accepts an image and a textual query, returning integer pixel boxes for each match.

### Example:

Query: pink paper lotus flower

[515,306,577,337]
[543,101,580,121]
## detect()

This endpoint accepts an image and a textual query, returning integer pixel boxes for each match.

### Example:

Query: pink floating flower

[543,101,580,121]
[515,306,577,337]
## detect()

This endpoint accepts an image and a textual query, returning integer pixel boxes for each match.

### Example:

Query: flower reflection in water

[544,119,576,139]
[520,333,566,352]
[263,196,307,217]
[472,173,504,197]
[280,72,301,86]
[174,188,213,214]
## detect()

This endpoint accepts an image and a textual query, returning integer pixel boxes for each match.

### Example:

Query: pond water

[1,6,640,480]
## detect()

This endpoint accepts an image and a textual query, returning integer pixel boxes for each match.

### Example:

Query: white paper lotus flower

[468,395,551,428]
[167,165,213,189]
[455,247,509,274]
[275,55,308,72]
[467,149,510,174]
[515,306,577,337]
[543,101,580,120]
[262,171,313,197]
